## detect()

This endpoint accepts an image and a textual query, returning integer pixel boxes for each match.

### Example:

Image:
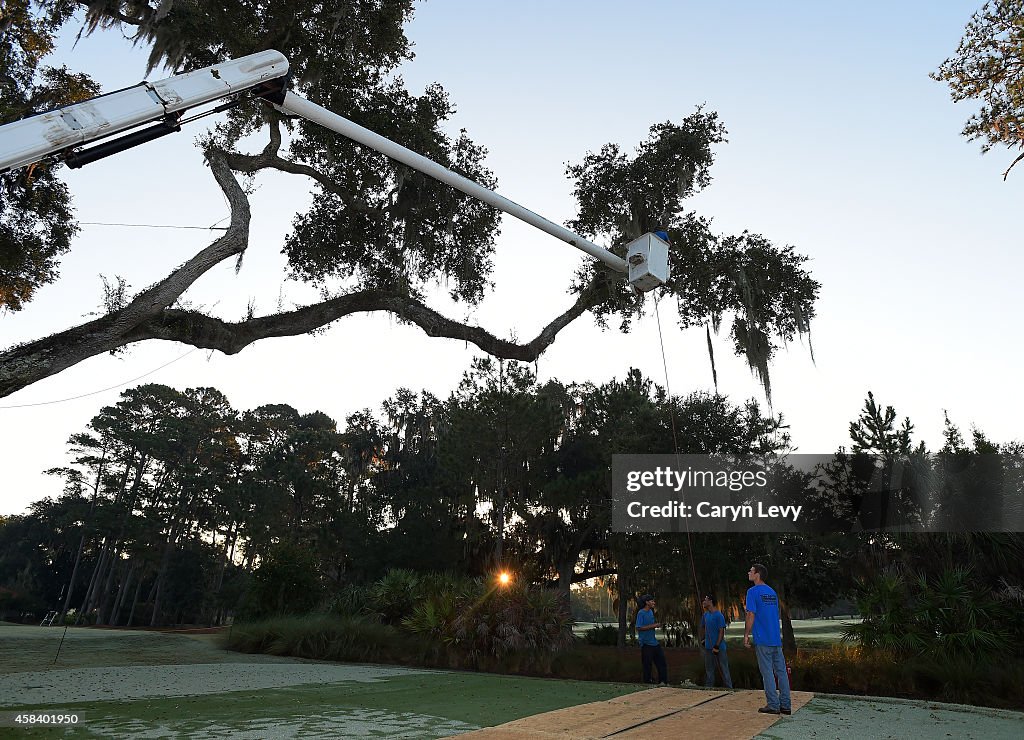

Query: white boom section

[0,50,288,172]
[276,92,628,274]
[0,49,629,275]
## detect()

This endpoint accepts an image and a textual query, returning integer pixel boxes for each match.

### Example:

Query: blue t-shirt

[745,584,781,647]
[636,608,659,646]
[702,610,727,650]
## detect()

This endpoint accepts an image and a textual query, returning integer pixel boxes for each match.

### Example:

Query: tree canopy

[0,0,98,310]
[933,0,1024,178]
[0,1,818,400]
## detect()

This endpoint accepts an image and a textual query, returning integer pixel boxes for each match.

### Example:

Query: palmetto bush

[402,581,576,669]
[366,569,478,628]
[914,567,1013,655]
[843,565,1014,658]
[842,568,918,653]
[452,586,576,665]
[326,584,373,618]
[369,568,423,625]
[401,574,479,641]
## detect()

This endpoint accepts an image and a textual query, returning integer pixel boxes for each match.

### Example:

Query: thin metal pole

[277,92,629,274]
[53,624,69,664]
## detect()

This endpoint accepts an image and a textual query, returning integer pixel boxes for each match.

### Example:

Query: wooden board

[448,689,815,740]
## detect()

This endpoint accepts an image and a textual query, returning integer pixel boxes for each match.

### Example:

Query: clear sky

[1,1,1021,515]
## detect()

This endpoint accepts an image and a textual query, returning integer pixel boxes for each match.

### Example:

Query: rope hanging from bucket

[652,292,704,620]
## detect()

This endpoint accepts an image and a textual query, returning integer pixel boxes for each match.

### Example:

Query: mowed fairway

[0,623,643,738]
[4,623,1023,739]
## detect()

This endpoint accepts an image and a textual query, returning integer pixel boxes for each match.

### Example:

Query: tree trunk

[150,484,191,627]
[96,542,123,625]
[555,557,577,625]
[556,559,575,607]
[149,575,164,627]
[212,523,237,626]
[774,578,797,653]
[100,452,151,624]
[60,532,87,624]
[0,151,609,401]
[150,527,180,627]
[60,447,107,623]
[78,537,110,622]
[111,563,135,626]
[127,577,143,627]
[617,569,631,648]
[150,547,172,627]
[82,448,139,622]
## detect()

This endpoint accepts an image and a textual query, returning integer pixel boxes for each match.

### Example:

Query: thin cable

[53,622,70,664]
[0,348,199,409]
[79,222,227,231]
[652,293,703,608]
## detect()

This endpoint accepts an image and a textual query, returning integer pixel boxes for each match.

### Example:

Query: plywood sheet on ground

[499,704,666,737]
[614,690,816,740]
[604,688,725,711]
[495,688,726,736]
[449,689,816,740]
[613,705,780,739]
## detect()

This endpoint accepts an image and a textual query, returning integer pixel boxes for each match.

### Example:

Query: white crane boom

[0,50,670,288]
[0,51,289,172]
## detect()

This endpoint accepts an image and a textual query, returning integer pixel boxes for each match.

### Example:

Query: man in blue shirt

[635,594,668,685]
[700,595,733,688]
[744,563,791,715]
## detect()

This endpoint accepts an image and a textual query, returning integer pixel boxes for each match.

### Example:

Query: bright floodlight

[498,571,511,586]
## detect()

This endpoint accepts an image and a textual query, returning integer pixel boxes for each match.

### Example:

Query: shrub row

[793,645,1024,710]
[226,617,1024,710]
[227,612,571,674]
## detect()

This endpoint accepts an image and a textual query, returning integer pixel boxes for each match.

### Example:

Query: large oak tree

[1,1,818,399]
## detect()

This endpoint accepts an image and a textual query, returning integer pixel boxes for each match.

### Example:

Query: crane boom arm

[0,51,288,173]
[0,50,673,286]
[275,92,628,273]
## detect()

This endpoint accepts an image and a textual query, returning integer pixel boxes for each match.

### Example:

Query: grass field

[0,624,643,738]
[3,622,1021,739]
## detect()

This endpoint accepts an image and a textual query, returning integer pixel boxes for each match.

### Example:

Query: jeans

[703,647,733,688]
[641,644,668,684]
[754,644,791,710]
